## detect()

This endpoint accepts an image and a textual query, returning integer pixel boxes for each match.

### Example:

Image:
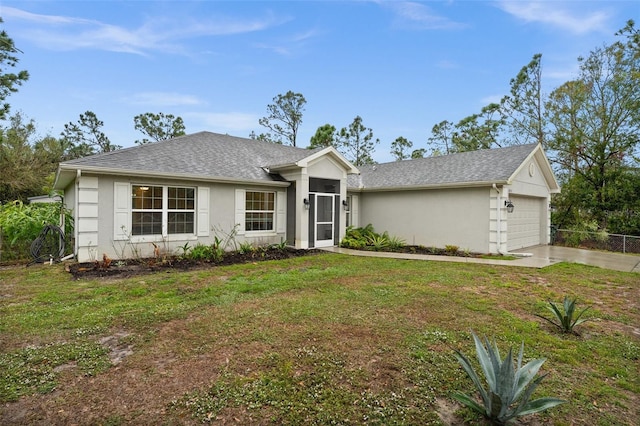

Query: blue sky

[2,1,637,163]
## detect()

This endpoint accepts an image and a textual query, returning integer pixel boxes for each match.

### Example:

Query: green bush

[445,245,459,255]
[188,244,215,261]
[0,200,73,261]
[340,225,404,251]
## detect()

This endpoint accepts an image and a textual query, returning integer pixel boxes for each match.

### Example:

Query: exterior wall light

[303,198,310,209]
[342,199,349,210]
[505,200,515,213]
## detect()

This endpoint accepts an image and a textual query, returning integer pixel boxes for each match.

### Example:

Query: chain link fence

[552,227,640,254]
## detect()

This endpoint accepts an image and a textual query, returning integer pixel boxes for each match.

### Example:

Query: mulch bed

[353,245,485,257]
[66,247,323,279]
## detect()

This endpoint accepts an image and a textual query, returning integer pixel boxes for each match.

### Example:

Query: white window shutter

[351,195,359,228]
[114,182,130,240]
[197,186,210,237]
[276,191,286,233]
[235,189,246,235]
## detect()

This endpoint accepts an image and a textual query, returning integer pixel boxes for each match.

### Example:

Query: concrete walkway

[322,245,640,273]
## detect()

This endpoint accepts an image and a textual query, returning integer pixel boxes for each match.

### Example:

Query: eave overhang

[347,179,510,193]
[54,165,291,190]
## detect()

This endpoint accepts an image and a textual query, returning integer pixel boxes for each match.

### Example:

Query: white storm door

[315,194,335,247]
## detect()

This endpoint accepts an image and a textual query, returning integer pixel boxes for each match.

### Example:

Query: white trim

[276,191,286,233]
[114,182,130,240]
[197,186,210,237]
[235,189,246,235]
[350,194,359,228]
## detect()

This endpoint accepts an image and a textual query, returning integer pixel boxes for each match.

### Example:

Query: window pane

[168,212,194,234]
[317,224,333,240]
[132,212,162,235]
[132,185,162,210]
[246,191,275,211]
[245,191,275,231]
[168,186,194,211]
[317,196,333,223]
[245,212,274,231]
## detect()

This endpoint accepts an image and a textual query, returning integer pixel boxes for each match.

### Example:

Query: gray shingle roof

[60,131,322,182]
[58,132,541,191]
[349,143,539,190]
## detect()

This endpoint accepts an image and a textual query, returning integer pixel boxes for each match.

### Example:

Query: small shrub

[212,247,225,263]
[271,240,287,251]
[445,245,459,255]
[385,233,406,250]
[453,332,565,425]
[189,244,214,261]
[340,225,373,248]
[366,234,389,251]
[340,225,404,252]
[536,296,592,334]
[340,237,366,249]
[239,241,255,254]
[176,242,191,258]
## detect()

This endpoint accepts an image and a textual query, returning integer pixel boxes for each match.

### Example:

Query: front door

[315,194,335,247]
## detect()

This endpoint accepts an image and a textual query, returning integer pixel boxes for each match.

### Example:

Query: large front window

[132,185,195,236]
[245,191,274,231]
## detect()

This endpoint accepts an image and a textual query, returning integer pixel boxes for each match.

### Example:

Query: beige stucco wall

[504,157,553,246]
[357,187,491,253]
[69,174,288,262]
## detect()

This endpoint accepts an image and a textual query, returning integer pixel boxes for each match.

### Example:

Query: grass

[0,254,638,425]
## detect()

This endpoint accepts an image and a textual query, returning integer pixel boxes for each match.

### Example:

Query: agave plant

[453,332,565,425]
[537,296,592,334]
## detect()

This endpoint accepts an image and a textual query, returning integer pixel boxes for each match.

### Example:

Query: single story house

[54,131,559,262]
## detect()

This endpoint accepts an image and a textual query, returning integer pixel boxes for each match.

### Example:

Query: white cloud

[385,1,467,30]
[2,6,288,55]
[122,92,204,107]
[496,1,610,34]
[253,27,321,56]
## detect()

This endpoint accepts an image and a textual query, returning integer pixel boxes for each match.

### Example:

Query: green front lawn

[0,254,638,425]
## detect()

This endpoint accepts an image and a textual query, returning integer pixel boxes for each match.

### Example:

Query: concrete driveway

[511,245,640,273]
[325,245,640,272]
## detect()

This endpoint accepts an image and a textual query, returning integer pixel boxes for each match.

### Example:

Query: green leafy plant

[536,296,592,334]
[239,241,255,254]
[366,234,389,251]
[271,240,288,251]
[177,242,191,258]
[340,224,405,252]
[445,245,459,255]
[0,200,73,261]
[385,233,406,250]
[453,332,565,425]
[188,243,214,261]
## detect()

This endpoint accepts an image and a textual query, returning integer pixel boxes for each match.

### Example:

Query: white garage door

[507,196,544,250]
